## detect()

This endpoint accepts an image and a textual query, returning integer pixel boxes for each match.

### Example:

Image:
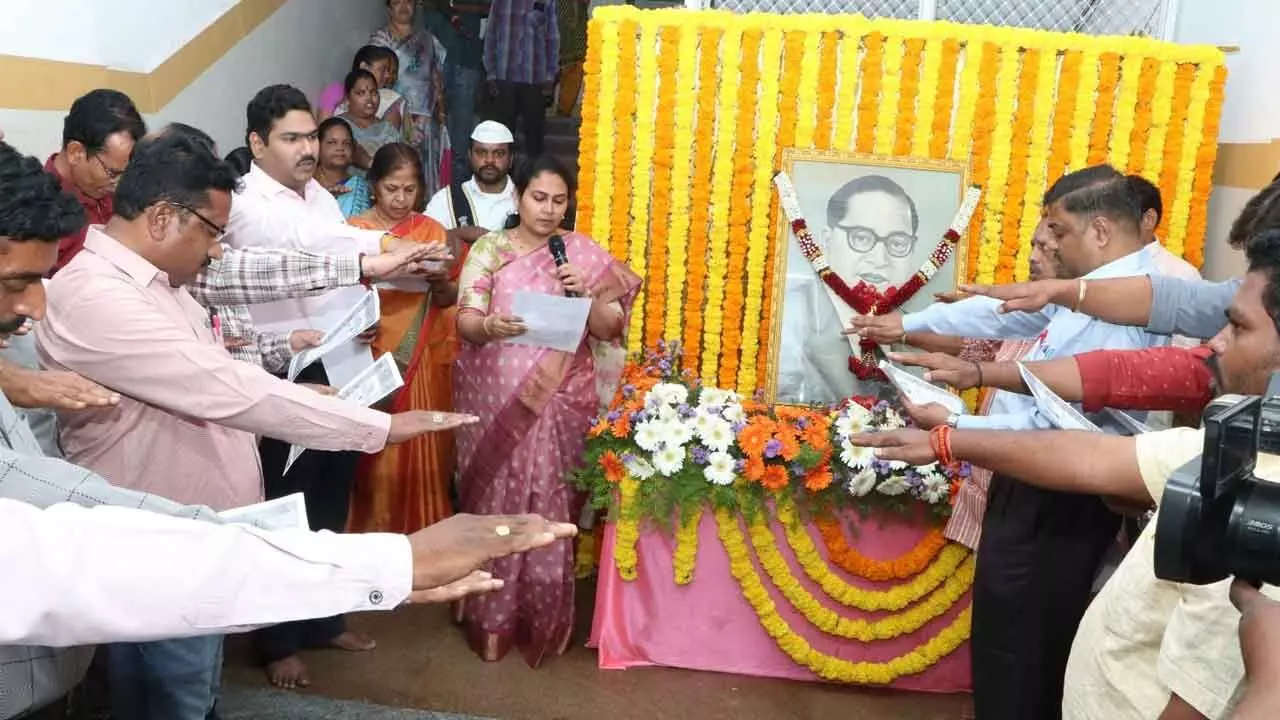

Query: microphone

[548,235,577,297]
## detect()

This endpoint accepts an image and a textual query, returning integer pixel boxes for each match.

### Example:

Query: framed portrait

[766,149,970,407]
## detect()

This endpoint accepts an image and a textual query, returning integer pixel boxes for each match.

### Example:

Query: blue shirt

[903,248,1170,431]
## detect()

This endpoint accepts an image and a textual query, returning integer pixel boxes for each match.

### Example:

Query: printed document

[287,289,381,382]
[879,359,967,416]
[284,352,404,474]
[220,492,309,531]
[1018,362,1100,431]
[506,291,592,353]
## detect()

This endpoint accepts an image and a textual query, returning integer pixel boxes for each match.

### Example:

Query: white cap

[471,120,514,145]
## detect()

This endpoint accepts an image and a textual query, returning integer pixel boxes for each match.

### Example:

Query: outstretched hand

[407,513,578,591]
[846,312,905,345]
[3,366,121,411]
[888,351,982,390]
[845,428,938,466]
[958,278,1074,314]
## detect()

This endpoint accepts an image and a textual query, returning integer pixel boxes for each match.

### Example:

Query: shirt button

[369,590,384,605]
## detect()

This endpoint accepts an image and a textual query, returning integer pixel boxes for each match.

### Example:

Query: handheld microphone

[548,235,577,297]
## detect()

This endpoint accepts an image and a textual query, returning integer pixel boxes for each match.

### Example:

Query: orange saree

[347,212,461,532]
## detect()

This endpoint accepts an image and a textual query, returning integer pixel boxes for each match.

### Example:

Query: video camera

[1154,373,1280,586]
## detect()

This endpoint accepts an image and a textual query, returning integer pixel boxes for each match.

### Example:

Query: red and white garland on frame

[773,173,983,380]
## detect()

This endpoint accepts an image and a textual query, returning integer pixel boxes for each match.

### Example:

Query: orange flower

[609,414,631,438]
[600,450,627,484]
[737,420,772,457]
[816,521,948,582]
[802,421,831,453]
[804,468,833,492]
[589,417,609,438]
[761,464,789,491]
[854,32,884,153]
[744,456,766,482]
[776,428,801,461]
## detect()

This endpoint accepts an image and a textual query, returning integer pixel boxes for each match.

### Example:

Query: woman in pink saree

[453,155,640,666]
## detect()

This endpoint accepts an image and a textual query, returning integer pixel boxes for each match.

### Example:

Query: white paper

[284,352,405,474]
[321,342,375,389]
[1105,408,1154,435]
[288,290,381,381]
[220,492,309,531]
[506,291,592,353]
[878,359,968,415]
[1018,362,1101,432]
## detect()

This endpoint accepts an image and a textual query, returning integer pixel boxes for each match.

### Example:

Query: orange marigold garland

[575,19,604,232]
[854,32,885,154]
[928,38,962,160]
[681,27,722,372]
[607,21,639,261]
[1087,53,1122,165]
[813,31,841,150]
[816,520,949,582]
[994,48,1038,285]
[1185,65,1227,269]
[1126,57,1161,174]
[893,38,926,156]
[965,43,1002,283]
[718,28,762,388]
[1047,50,1082,182]
[1157,64,1196,242]
[643,26,681,348]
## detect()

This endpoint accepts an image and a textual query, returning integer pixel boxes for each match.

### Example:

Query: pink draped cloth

[454,230,640,667]
[590,514,972,692]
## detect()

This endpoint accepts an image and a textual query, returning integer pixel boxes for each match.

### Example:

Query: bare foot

[328,630,376,652]
[265,655,310,690]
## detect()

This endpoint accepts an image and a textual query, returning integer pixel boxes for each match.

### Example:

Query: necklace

[368,207,403,231]
[508,226,545,254]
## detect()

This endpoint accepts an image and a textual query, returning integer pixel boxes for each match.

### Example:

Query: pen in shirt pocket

[209,308,223,343]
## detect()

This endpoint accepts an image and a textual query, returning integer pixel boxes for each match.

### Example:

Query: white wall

[0,0,385,160]
[1174,0,1280,280]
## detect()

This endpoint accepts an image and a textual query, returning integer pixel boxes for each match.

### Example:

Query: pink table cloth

[589,511,972,692]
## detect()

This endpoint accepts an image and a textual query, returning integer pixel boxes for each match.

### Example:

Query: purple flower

[753,388,767,402]
[691,446,710,465]
[621,452,638,464]
[794,416,810,430]
[872,459,893,474]
[904,469,923,487]
[734,458,747,473]
[678,404,696,419]
[606,410,622,422]
[764,438,783,459]
[622,384,636,398]
[731,421,747,433]
[789,462,806,476]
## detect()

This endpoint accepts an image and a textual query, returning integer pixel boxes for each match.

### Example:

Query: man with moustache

[424,120,518,251]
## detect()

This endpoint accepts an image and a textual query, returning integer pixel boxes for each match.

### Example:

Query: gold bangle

[380,233,394,252]
[482,314,494,338]
[1072,279,1087,313]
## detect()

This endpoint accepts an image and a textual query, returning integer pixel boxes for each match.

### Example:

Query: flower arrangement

[573,342,969,530]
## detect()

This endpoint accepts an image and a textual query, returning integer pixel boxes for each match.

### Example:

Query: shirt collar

[243,162,324,202]
[1082,247,1152,280]
[82,226,163,287]
[463,175,515,198]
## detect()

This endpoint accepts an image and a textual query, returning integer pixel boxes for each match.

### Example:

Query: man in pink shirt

[35,132,473,720]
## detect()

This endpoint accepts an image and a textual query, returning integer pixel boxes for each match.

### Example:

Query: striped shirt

[483,0,560,84]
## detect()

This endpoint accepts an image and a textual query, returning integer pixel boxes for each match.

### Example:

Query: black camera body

[1154,374,1280,586]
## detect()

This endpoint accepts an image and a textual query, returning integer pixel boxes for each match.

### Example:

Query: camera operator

[848,228,1280,719]
[1229,580,1280,719]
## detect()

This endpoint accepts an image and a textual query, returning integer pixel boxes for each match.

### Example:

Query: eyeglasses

[834,225,917,259]
[168,202,226,240]
[92,154,127,181]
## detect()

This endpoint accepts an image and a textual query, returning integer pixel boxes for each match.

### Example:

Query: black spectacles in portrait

[834,225,916,258]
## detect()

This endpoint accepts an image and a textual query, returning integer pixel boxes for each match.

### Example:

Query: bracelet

[972,361,984,388]
[1071,279,1087,312]
[357,253,371,289]
[482,314,495,338]
[380,233,395,252]
[931,425,955,466]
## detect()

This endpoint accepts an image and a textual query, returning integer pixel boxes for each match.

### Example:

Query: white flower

[698,388,740,408]
[721,403,746,424]
[704,451,736,486]
[839,442,875,470]
[655,403,680,422]
[624,455,656,480]
[847,467,878,497]
[696,417,735,453]
[653,445,686,476]
[834,412,868,438]
[660,418,694,448]
[886,459,909,471]
[651,382,689,407]
[877,474,909,496]
[880,410,907,429]
[633,421,664,452]
[920,483,951,504]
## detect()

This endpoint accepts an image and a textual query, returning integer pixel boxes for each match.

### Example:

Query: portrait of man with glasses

[771,158,965,406]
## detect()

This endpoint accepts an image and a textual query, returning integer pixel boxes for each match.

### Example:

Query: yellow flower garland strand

[855,32,885,153]
[793,28,822,150]
[715,509,972,684]
[575,19,604,232]
[1164,62,1216,263]
[1139,59,1177,202]
[927,38,961,160]
[607,21,638,261]
[587,20,620,245]
[1108,49,1144,171]
[974,43,1019,286]
[779,507,971,612]
[662,25,699,343]
[614,477,641,580]
[698,22,743,384]
[673,508,702,585]
[1068,42,1102,172]
[873,33,905,156]
[911,33,943,158]
[1185,65,1227,267]
[947,34,984,164]
[644,24,680,349]
[832,22,866,151]
[625,18,660,351]
[739,26,784,395]
[1013,44,1059,282]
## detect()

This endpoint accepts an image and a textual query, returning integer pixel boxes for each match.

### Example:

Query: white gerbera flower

[633,421,663,452]
[656,403,680,422]
[876,474,909,496]
[661,418,694,448]
[881,410,907,429]
[624,455,656,480]
[921,483,951,504]
[653,445,686,476]
[834,413,868,438]
[721,403,746,424]
[651,382,689,407]
[704,451,736,486]
[839,443,875,470]
[697,417,735,453]
[847,467,878,497]
[886,459,909,471]
[697,388,736,407]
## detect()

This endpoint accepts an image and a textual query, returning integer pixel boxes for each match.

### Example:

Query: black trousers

[970,474,1121,720]
[485,79,546,157]
[251,362,360,664]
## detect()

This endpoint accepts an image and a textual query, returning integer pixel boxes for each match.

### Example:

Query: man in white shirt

[424,120,517,250]
[849,227,1280,719]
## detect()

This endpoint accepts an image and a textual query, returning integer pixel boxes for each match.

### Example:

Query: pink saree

[453,230,640,667]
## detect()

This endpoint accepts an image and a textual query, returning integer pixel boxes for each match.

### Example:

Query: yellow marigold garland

[631,19,665,350]
[1087,53,1122,165]
[1068,41,1101,173]
[662,25,699,343]
[960,43,1000,283]
[894,37,926,156]
[793,28,822,151]
[741,27,784,394]
[1013,45,1059,282]
[873,33,905,156]
[1048,49,1082,181]
[715,508,972,684]
[681,27,722,372]
[607,21,639,261]
[698,22,742,384]
[716,27,761,388]
[833,22,866,151]
[614,476,640,580]
[813,31,840,150]
[927,38,961,160]
[587,19,619,245]
[640,24,680,348]
[855,33,885,153]
[1108,50,1143,172]
[1139,60,1177,208]
[1157,64,1196,241]
[974,43,1018,286]
[912,32,942,158]
[1184,65,1227,268]
[673,508,701,585]
[575,19,603,232]
[994,44,1038,285]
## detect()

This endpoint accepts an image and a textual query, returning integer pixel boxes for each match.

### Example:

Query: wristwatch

[944,413,960,429]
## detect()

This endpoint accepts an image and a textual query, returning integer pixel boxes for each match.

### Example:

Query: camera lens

[1226,479,1280,585]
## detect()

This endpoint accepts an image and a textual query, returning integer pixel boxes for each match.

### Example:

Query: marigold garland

[974,44,1018,286]
[832,23,866,151]
[913,33,942,158]
[1126,57,1162,174]
[587,19,619,244]
[813,31,840,150]
[1108,50,1144,172]
[614,476,641,580]
[793,29,822,151]
[1013,45,1059,282]
[1184,65,1227,268]
[1157,64,1196,243]
[672,508,701,585]
[873,35,905,156]
[680,27,722,372]
[1087,52,1122,165]
[662,25,698,343]
[816,519,949,582]
[994,44,1038,285]
[607,21,638,261]
[1140,60,1177,212]
[927,38,961,160]
[628,18,661,350]
[894,37,926,156]
[715,508,972,684]
[855,32,885,153]
[1048,49,1082,182]
[1069,42,1102,171]
[961,43,1000,284]
[575,20,603,232]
